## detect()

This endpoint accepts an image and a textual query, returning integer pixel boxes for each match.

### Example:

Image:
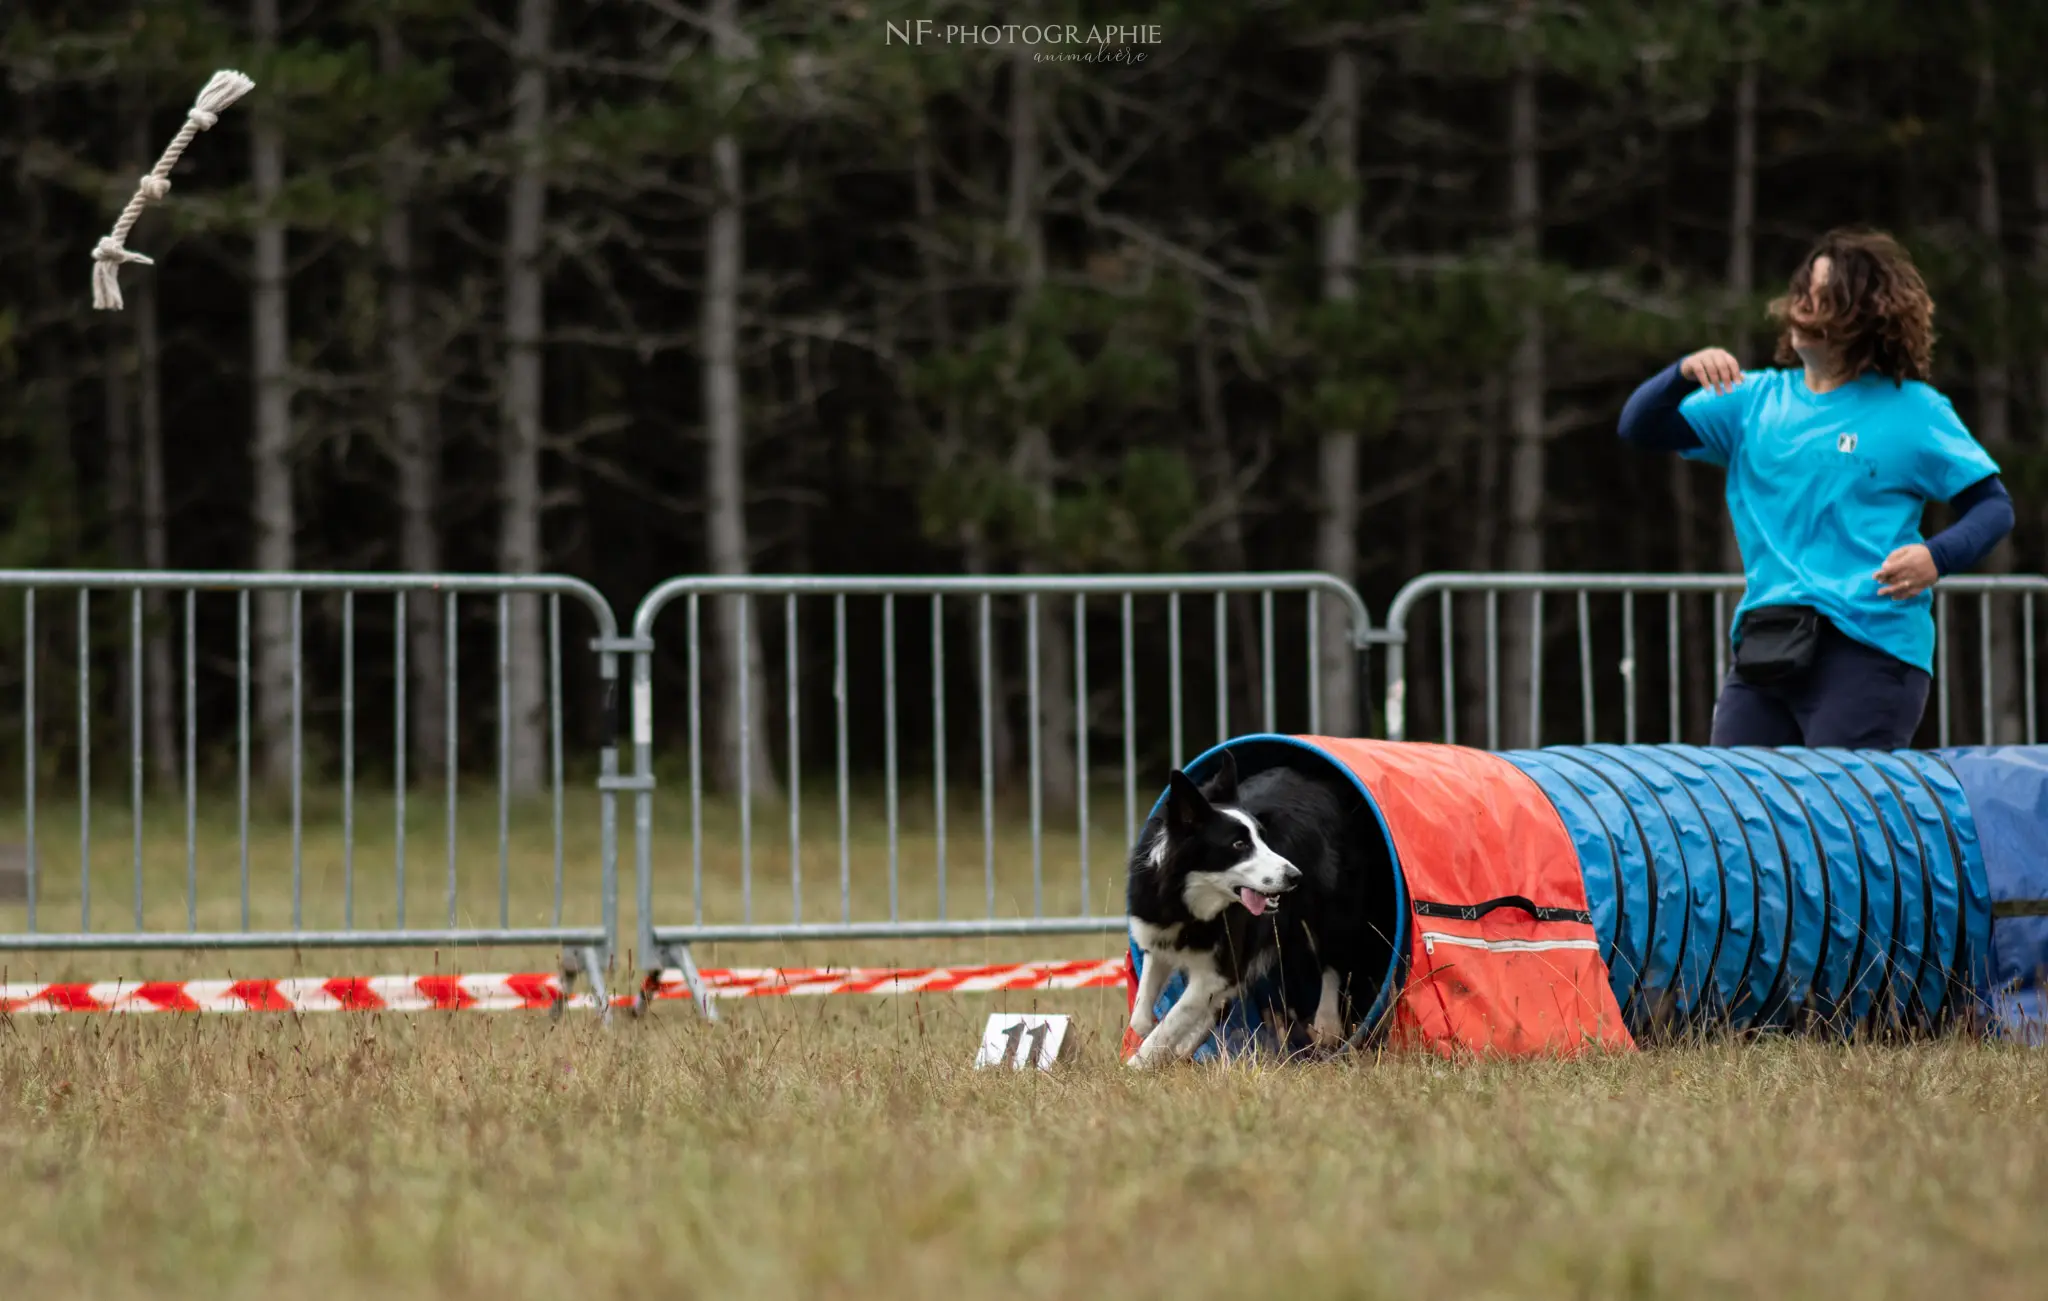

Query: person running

[1617,226,2015,748]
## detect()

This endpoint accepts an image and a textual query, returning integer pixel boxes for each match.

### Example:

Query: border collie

[1125,750,1386,1067]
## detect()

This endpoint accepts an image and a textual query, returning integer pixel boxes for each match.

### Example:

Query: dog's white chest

[1130,919,1182,953]
[1130,921,1230,985]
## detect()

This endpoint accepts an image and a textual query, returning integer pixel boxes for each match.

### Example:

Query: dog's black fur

[1125,749,1394,1060]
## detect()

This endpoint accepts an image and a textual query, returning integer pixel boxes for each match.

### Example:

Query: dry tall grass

[3,792,2046,1299]
[5,1005,2048,1300]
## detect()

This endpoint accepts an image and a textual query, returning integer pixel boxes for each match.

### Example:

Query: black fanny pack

[1732,605,1822,685]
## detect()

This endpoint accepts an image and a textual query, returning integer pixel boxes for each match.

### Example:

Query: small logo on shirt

[1837,431,1858,453]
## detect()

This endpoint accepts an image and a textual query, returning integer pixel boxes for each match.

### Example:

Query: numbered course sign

[973,1014,1070,1071]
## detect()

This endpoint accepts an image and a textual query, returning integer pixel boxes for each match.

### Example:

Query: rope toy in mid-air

[91,69,257,311]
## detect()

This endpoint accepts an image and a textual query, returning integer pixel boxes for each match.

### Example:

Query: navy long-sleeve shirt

[1618,359,2015,575]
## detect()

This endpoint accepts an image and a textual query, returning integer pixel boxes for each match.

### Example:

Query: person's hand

[1875,544,1939,600]
[1680,347,1745,393]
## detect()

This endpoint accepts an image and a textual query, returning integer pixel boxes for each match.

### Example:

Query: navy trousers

[1709,621,1931,750]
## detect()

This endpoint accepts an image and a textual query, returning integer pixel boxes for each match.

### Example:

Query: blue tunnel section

[1935,748,2048,1043]
[1494,744,2044,1038]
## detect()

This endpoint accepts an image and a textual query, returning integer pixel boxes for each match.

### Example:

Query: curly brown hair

[1767,227,1936,384]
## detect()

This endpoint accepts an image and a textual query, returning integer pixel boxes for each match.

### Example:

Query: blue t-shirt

[1679,368,1999,673]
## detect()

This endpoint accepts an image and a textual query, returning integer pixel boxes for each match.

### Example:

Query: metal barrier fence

[14,565,2034,1018]
[621,574,1377,1016]
[1381,572,2048,750]
[0,571,624,1012]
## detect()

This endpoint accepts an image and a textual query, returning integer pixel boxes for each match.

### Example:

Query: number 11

[998,1019,1052,1068]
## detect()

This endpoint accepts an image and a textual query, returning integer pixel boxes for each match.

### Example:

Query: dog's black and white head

[1140,751,1303,922]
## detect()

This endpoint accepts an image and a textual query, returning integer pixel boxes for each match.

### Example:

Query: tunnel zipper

[1420,931,1600,956]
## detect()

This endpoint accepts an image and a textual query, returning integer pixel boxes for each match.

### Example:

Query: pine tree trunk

[2034,92,2048,585]
[1005,37,1078,807]
[1720,13,1757,578]
[1402,469,1433,740]
[1972,34,2023,744]
[960,529,1016,780]
[1193,324,1264,727]
[704,0,781,802]
[1670,455,1713,741]
[380,17,447,775]
[105,329,135,568]
[134,274,177,785]
[1694,32,1759,738]
[251,0,297,790]
[1314,41,1362,739]
[497,0,552,794]
[913,131,1013,780]
[1462,382,1503,745]
[1500,25,1546,749]
[1665,123,1705,742]
[104,311,138,760]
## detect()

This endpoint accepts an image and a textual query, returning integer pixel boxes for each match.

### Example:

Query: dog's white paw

[1128,1038,1168,1069]
[1129,1013,1157,1039]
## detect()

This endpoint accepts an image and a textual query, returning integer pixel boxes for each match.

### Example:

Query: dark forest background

[5,0,2047,800]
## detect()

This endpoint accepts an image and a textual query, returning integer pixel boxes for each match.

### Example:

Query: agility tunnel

[1126,736,2048,1060]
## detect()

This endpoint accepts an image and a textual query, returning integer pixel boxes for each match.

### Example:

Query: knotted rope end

[91,238,154,311]
[192,70,256,123]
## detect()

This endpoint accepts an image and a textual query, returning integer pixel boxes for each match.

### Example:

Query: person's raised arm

[1618,348,1746,461]
[1617,360,1699,451]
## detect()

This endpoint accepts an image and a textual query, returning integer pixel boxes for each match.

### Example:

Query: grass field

[6,1012,2048,1298]
[5,791,2048,1298]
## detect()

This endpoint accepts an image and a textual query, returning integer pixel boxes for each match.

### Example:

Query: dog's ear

[1199,750,1239,805]
[1164,768,1211,832]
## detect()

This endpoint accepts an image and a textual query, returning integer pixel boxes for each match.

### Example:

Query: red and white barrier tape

[0,958,1131,1015]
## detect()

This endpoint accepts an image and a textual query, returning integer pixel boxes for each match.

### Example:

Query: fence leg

[675,943,718,1021]
[640,943,718,1021]
[580,945,613,1026]
[555,946,615,1026]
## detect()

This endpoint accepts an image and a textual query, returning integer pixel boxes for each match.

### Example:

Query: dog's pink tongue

[1239,887,1268,916]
